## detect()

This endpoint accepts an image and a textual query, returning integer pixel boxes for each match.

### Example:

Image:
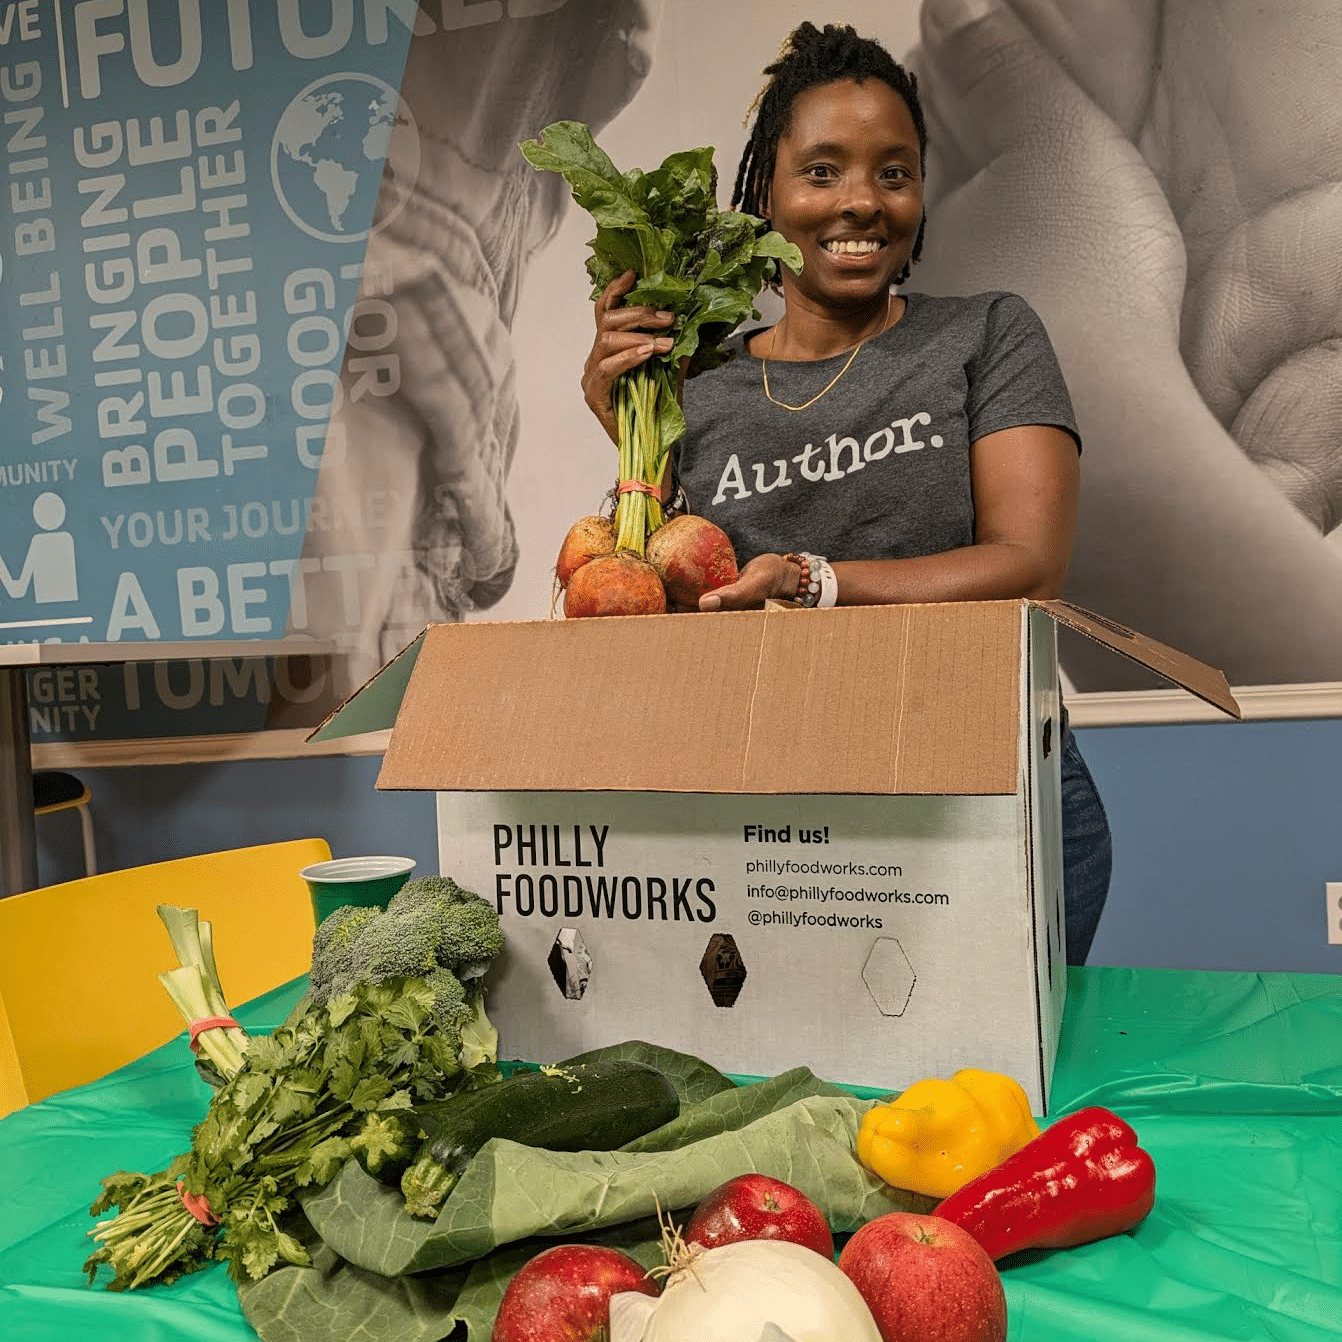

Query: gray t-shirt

[677,291,1079,565]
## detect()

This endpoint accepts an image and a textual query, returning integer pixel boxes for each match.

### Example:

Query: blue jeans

[1060,716,1112,965]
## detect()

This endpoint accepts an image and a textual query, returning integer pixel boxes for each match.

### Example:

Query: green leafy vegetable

[241,1041,928,1336]
[239,1046,932,1341]
[301,1089,905,1279]
[308,875,504,1077]
[85,879,505,1292]
[520,120,802,554]
[84,979,464,1290]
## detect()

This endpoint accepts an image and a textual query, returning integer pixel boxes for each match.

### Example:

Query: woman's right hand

[699,553,802,611]
[580,269,675,444]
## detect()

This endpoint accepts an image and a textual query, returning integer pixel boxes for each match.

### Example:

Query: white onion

[610,1239,882,1342]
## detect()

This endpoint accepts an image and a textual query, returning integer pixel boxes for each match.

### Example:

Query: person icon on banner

[0,493,79,606]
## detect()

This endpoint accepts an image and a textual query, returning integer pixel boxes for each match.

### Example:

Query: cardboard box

[312,600,1238,1111]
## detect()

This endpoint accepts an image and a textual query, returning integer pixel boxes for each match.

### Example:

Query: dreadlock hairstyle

[732,22,929,285]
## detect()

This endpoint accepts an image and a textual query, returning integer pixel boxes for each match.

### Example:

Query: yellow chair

[0,837,330,1117]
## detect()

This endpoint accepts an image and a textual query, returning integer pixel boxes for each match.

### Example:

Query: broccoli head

[309,904,440,1002]
[306,874,503,1075]
[384,877,503,979]
[421,966,469,1035]
[422,967,500,1073]
[436,899,505,979]
[388,875,477,914]
[308,905,380,999]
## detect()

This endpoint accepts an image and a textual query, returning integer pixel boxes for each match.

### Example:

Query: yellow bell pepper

[856,1068,1041,1199]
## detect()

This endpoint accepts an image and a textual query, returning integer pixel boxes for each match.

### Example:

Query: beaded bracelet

[783,551,838,608]
[783,552,822,607]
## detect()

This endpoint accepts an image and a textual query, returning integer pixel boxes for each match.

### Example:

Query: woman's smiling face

[767,77,925,313]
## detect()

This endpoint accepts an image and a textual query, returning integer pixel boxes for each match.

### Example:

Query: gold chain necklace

[760,291,893,412]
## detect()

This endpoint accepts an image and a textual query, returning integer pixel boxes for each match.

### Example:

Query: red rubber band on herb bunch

[178,1182,220,1226]
[188,1016,240,1052]
[616,479,660,497]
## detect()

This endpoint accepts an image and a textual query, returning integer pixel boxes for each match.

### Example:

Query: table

[0,639,334,897]
[2,966,1340,1342]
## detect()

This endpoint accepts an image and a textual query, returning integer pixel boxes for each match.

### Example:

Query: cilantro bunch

[85,880,504,1291]
[520,121,802,553]
[84,980,461,1289]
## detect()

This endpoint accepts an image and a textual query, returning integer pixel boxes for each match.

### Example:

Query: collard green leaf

[621,1066,846,1153]
[300,1091,926,1279]
[238,1245,471,1342]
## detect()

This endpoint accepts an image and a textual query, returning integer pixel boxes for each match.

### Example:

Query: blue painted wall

[1082,717,1342,974]
[34,718,1342,975]
[35,754,439,898]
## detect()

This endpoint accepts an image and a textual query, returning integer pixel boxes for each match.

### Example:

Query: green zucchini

[400,1059,679,1219]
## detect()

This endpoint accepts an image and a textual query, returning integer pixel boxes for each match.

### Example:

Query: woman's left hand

[698,554,799,611]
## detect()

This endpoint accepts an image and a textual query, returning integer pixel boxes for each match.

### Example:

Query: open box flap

[1033,600,1242,719]
[307,599,1241,790]
[306,632,426,743]
[371,602,1024,795]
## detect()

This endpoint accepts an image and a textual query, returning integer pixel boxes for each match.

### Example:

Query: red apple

[839,1213,1006,1342]
[683,1173,835,1258]
[491,1243,657,1342]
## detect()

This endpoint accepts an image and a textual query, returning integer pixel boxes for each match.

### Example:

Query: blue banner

[0,0,418,647]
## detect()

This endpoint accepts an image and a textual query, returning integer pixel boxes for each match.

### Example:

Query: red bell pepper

[934,1105,1156,1261]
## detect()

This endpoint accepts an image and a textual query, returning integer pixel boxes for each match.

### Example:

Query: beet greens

[520,121,802,554]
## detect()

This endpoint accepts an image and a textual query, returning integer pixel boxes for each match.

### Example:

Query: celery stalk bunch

[156,905,248,1083]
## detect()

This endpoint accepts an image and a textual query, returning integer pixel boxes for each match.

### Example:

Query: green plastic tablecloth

[2,966,1340,1341]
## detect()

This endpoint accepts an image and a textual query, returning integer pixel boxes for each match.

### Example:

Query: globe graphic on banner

[271,73,421,244]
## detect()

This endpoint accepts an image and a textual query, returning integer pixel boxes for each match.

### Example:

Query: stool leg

[77,804,97,876]
[0,667,38,896]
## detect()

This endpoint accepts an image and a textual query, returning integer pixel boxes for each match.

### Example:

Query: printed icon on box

[700,932,747,1008]
[548,927,593,1001]
[862,937,916,1017]
[0,493,78,604]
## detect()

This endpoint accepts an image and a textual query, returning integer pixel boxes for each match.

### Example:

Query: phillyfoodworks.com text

[746,883,951,907]
[744,858,905,878]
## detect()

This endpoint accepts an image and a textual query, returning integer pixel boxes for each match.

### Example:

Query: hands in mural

[295,2,656,690]
[909,0,1342,687]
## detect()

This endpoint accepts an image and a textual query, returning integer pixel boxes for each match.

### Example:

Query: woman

[580,21,1111,963]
